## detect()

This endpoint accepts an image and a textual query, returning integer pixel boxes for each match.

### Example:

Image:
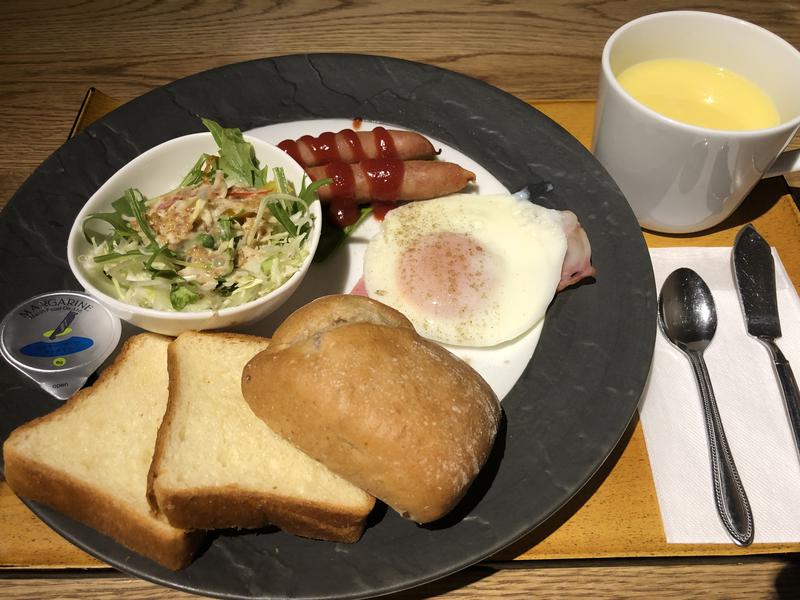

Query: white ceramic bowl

[67,132,321,336]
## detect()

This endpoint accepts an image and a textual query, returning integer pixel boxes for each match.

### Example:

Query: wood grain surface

[1,0,800,210]
[2,0,800,598]
[3,556,800,599]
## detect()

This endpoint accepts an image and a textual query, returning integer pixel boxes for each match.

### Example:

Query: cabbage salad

[80,118,325,311]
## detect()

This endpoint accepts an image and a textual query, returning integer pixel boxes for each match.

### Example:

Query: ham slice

[556,210,596,291]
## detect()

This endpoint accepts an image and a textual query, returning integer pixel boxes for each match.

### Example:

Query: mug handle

[765,148,800,178]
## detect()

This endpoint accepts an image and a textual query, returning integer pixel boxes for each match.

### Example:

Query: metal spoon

[658,268,754,546]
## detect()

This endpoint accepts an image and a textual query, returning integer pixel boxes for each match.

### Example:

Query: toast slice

[2,333,204,570]
[148,331,375,542]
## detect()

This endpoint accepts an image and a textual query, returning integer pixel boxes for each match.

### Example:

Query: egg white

[248,119,556,400]
[363,194,567,347]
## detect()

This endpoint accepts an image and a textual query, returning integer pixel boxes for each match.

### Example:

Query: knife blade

[48,310,77,340]
[732,224,800,460]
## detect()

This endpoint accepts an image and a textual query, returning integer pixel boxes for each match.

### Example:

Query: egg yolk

[396,231,497,319]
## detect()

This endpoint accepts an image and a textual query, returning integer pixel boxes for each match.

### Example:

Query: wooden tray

[2,93,799,570]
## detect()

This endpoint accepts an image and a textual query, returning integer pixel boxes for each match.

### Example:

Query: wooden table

[2,1,800,598]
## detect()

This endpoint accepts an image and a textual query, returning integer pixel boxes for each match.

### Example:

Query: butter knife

[732,224,800,459]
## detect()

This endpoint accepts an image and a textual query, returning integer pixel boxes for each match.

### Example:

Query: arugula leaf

[299,175,331,205]
[180,153,218,187]
[295,175,331,239]
[151,269,181,279]
[82,193,137,243]
[268,202,297,237]
[144,245,180,279]
[274,167,290,195]
[201,118,270,188]
[343,206,374,235]
[93,250,144,263]
[118,188,158,246]
[83,187,159,247]
[87,188,186,282]
[170,284,200,310]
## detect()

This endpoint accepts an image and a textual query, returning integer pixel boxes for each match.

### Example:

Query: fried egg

[363,193,567,347]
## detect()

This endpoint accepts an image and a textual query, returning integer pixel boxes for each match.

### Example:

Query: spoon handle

[688,350,754,547]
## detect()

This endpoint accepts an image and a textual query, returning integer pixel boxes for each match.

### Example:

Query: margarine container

[0,291,121,400]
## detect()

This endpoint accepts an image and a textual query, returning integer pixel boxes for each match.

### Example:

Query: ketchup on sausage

[278,126,415,167]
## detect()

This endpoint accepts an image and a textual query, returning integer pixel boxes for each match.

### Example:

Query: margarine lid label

[0,291,121,400]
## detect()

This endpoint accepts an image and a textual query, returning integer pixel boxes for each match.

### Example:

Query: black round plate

[0,54,655,599]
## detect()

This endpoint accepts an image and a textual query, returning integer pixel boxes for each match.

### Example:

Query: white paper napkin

[640,246,800,544]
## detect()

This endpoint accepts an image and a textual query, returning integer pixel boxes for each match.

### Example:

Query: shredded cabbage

[79,119,319,312]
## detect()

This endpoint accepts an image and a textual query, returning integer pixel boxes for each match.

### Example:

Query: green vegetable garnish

[81,118,316,312]
[170,284,200,310]
[300,176,331,205]
[180,154,218,187]
[123,188,158,246]
[314,205,373,263]
[196,233,216,249]
[268,201,297,237]
[82,194,137,243]
[201,118,270,188]
[274,167,291,195]
[144,245,180,279]
[93,249,143,263]
[218,216,234,241]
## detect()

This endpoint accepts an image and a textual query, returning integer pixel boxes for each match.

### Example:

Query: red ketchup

[278,126,400,166]
[372,126,398,158]
[319,159,405,201]
[277,133,338,165]
[276,138,301,164]
[371,202,397,221]
[321,162,356,200]
[281,127,404,228]
[328,200,361,228]
[307,133,339,165]
[329,200,397,227]
[323,162,358,227]
[339,128,365,162]
[318,159,405,228]
[362,158,404,201]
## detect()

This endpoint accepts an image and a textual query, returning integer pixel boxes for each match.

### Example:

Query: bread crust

[268,292,414,351]
[3,447,204,570]
[2,334,204,571]
[241,295,501,523]
[148,330,374,542]
[155,486,369,543]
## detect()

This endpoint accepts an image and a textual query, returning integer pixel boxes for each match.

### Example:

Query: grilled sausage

[307,159,476,203]
[279,127,437,167]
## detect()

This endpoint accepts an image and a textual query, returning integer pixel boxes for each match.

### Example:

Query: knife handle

[761,338,800,461]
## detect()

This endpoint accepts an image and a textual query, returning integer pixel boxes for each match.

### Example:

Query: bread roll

[241,295,500,523]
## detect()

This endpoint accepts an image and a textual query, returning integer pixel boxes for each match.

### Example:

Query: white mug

[593,11,800,234]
